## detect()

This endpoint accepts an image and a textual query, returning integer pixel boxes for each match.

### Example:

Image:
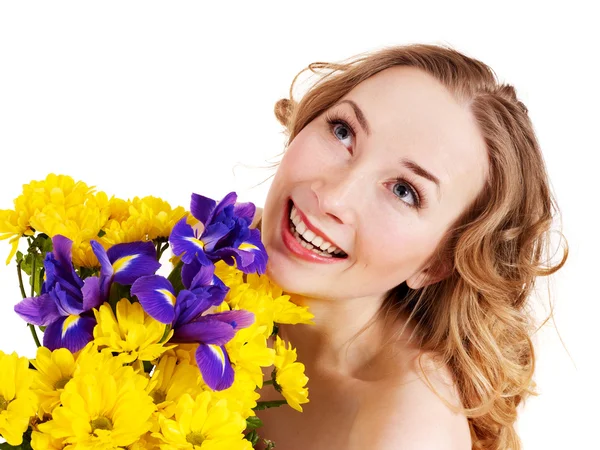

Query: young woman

[250,44,567,450]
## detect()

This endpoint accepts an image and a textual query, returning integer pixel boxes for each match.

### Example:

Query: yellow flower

[272,294,315,325]
[93,299,174,364]
[155,392,251,450]
[38,358,156,449]
[273,336,309,412]
[31,430,65,450]
[226,325,275,389]
[0,351,38,446]
[129,432,162,449]
[210,370,260,420]
[1,174,96,264]
[30,347,77,415]
[128,196,188,241]
[148,355,203,419]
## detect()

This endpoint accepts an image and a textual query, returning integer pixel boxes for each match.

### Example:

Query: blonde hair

[271,44,568,450]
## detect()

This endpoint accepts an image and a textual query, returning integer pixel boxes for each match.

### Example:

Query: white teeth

[290,205,344,256]
[289,204,346,255]
[312,236,324,247]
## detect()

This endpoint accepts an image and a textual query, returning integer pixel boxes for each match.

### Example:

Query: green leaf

[263,439,277,449]
[167,260,185,294]
[97,229,106,238]
[253,400,287,411]
[108,282,131,310]
[15,251,23,265]
[245,415,263,430]
[244,429,259,446]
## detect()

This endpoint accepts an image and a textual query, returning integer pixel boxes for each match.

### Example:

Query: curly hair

[270,44,568,450]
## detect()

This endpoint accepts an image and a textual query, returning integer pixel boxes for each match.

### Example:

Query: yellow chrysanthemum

[129,431,162,449]
[148,355,203,420]
[225,324,275,389]
[31,430,65,450]
[0,351,38,446]
[273,336,309,412]
[38,359,156,449]
[0,174,99,264]
[93,299,174,364]
[210,369,261,420]
[128,196,188,241]
[30,347,77,416]
[155,392,251,450]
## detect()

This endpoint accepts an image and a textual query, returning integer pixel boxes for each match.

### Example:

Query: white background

[0,2,597,448]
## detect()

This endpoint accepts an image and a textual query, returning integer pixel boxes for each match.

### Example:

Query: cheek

[358,217,435,275]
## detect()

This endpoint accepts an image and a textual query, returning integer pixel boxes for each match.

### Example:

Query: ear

[406,259,452,290]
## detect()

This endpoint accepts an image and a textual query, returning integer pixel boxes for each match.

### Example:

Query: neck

[279,293,396,378]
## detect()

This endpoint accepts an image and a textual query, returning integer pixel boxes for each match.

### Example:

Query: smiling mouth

[287,199,348,259]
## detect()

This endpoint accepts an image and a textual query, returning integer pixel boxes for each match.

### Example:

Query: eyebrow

[337,99,442,199]
[337,99,371,136]
[400,157,442,200]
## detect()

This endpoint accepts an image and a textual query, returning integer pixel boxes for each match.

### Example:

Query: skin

[254,66,489,449]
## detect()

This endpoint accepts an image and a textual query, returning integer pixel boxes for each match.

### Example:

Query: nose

[310,169,365,225]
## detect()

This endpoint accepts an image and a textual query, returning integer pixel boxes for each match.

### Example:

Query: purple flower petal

[203,310,255,330]
[104,241,161,285]
[190,193,216,226]
[50,236,84,291]
[14,294,61,326]
[130,275,176,324]
[43,314,95,352]
[188,263,215,290]
[232,201,256,224]
[170,218,211,266]
[173,318,236,345]
[195,343,235,391]
[181,257,203,290]
[200,222,233,253]
[81,276,104,311]
[209,192,238,225]
[91,240,114,279]
[51,284,84,316]
[173,290,213,328]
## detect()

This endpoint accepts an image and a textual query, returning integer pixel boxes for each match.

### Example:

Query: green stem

[253,400,287,410]
[16,261,27,299]
[31,253,36,297]
[263,379,274,385]
[17,260,41,348]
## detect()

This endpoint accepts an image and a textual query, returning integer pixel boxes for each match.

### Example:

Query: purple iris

[170,192,267,282]
[14,235,161,353]
[131,264,254,391]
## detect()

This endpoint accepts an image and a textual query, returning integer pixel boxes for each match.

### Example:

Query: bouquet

[0,174,313,450]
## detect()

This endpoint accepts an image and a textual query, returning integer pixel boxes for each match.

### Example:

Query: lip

[280,199,347,264]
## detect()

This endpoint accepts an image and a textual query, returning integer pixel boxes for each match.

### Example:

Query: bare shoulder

[349,352,472,450]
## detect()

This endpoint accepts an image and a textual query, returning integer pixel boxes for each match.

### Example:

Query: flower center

[54,376,71,390]
[0,395,8,412]
[186,431,205,446]
[151,390,167,404]
[90,416,113,433]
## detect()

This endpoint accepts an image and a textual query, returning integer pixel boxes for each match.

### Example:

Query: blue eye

[392,179,421,208]
[325,112,356,150]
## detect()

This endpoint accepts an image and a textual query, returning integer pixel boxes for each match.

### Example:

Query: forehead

[341,66,489,202]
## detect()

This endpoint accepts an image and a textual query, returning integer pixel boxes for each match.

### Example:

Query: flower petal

[173,318,235,345]
[14,293,61,326]
[43,314,95,352]
[190,193,216,226]
[170,218,211,266]
[130,275,176,324]
[91,240,114,279]
[107,241,161,285]
[51,284,84,316]
[232,201,256,224]
[173,289,213,328]
[203,310,255,331]
[81,276,104,311]
[195,343,235,391]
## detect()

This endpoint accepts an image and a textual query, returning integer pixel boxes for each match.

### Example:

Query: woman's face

[261,66,489,301]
